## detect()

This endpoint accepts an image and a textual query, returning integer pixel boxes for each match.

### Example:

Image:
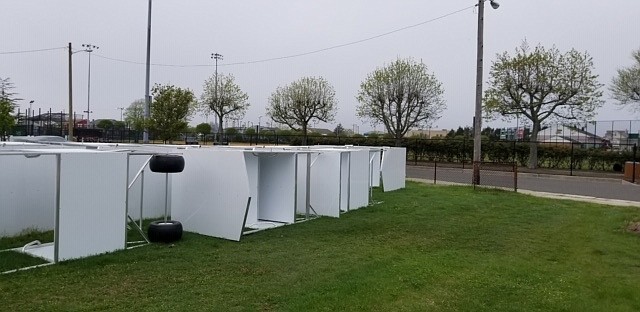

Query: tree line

[1,41,639,168]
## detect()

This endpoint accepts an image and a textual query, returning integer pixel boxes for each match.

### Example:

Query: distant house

[537,125,605,147]
[604,130,637,150]
[308,128,334,136]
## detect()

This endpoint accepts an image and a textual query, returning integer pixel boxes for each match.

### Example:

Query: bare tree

[356,58,445,146]
[200,73,249,143]
[610,49,640,112]
[484,41,603,168]
[267,76,337,145]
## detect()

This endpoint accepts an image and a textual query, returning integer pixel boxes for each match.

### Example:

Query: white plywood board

[0,154,56,237]
[369,149,382,187]
[381,147,406,192]
[309,152,341,217]
[295,153,308,215]
[257,153,296,224]
[243,153,259,225]
[171,149,251,241]
[349,149,371,210]
[340,152,350,212]
[57,152,127,261]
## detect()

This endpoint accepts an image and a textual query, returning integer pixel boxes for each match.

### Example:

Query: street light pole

[473,0,499,185]
[117,107,124,121]
[68,42,74,140]
[82,43,98,128]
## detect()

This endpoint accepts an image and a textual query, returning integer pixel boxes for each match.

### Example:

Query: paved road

[407,165,640,203]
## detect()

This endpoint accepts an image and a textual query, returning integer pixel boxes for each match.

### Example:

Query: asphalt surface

[407,165,640,204]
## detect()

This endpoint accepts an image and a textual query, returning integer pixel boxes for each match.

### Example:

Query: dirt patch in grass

[627,221,640,234]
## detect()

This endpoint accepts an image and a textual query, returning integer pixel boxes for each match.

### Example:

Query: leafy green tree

[0,78,20,141]
[356,58,446,146]
[124,99,146,133]
[195,122,212,136]
[333,123,345,136]
[267,76,337,145]
[610,49,640,112]
[149,84,196,143]
[112,120,126,130]
[484,41,603,168]
[96,119,114,129]
[200,73,249,143]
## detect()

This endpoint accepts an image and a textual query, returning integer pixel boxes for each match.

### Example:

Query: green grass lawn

[1,182,639,311]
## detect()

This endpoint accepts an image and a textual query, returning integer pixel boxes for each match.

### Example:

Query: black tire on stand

[147,220,183,243]
[149,155,185,173]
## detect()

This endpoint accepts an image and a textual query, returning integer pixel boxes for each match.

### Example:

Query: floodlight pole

[143,0,152,144]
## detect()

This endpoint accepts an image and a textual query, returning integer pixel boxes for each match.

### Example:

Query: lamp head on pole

[490,0,500,9]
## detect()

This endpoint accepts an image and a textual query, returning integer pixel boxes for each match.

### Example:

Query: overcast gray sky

[2,0,639,133]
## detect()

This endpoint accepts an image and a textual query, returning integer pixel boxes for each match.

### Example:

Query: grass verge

[1,182,639,311]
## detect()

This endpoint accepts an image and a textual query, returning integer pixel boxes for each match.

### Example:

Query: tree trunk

[394,134,402,147]
[528,123,541,169]
[302,123,308,146]
[217,114,224,143]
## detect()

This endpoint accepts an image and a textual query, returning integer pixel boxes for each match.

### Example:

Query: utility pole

[68,42,74,140]
[473,0,500,185]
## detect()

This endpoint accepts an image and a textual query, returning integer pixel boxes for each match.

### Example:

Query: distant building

[405,129,448,139]
[604,130,638,150]
[537,124,604,147]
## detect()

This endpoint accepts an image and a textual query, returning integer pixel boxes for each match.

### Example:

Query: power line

[0,47,67,55]
[93,5,476,68]
[0,4,475,66]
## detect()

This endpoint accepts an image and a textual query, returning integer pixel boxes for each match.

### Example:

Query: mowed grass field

[1,182,639,311]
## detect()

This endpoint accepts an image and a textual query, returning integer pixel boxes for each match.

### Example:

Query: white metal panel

[381,147,407,191]
[257,153,296,223]
[349,149,370,210]
[171,149,251,241]
[370,149,382,187]
[339,152,350,212]
[295,153,307,215]
[309,152,341,217]
[243,153,259,225]
[0,154,56,237]
[57,152,127,261]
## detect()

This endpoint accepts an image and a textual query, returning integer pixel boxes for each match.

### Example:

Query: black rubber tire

[147,220,183,243]
[149,154,185,173]
[613,163,623,172]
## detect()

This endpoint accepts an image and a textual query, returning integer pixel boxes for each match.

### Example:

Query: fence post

[514,162,518,192]
[434,158,437,184]
[414,139,418,165]
[633,144,637,184]
[570,142,574,176]
[462,138,466,169]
